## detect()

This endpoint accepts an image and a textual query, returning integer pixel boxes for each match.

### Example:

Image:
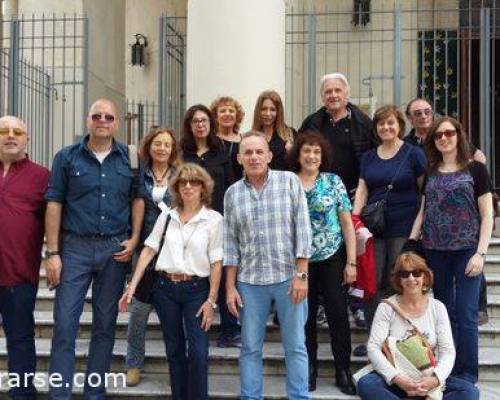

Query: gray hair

[239,130,270,152]
[320,73,350,96]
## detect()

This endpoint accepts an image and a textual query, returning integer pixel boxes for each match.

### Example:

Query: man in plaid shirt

[224,131,312,399]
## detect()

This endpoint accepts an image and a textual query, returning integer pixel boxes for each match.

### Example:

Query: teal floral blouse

[305,173,352,262]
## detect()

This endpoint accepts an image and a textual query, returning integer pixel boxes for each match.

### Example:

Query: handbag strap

[158,213,172,252]
[382,145,413,199]
[381,299,431,348]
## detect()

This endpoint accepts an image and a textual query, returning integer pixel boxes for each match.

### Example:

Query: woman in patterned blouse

[288,132,357,395]
[409,116,493,384]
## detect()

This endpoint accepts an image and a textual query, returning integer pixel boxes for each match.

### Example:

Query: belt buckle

[170,274,181,283]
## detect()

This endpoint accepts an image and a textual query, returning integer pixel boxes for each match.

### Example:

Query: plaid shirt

[223,170,312,285]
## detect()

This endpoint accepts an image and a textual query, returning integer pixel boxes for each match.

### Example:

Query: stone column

[186,0,285,131]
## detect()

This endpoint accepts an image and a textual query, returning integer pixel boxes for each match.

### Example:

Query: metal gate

[158,3,499,187]
[0,15,88,167]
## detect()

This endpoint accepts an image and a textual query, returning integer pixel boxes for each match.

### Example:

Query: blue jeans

[358,372,479,399]
[48,233,128,400]
[238,279,309,400]
[425,248,481,383]
[0,283,37,400]
[125,297,153,369]
[151,276,210,400]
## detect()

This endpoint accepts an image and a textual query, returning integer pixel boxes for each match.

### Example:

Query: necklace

[152,167,169,187]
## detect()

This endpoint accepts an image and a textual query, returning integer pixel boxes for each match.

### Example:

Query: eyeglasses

[90,113,115,123]
[0,127,26,137]
[433,129,457,141]
[412,108,433,118]
[191,118,209,125]
[398,269,424,279]
[178,178,203,187]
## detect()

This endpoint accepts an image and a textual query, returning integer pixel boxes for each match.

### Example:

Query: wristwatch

[206,298,218,309]
[296,271,309,281]
[44,250,60,259]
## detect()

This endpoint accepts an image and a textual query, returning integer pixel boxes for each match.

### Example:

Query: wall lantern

[131,33,148,66]
[352,0,371,27]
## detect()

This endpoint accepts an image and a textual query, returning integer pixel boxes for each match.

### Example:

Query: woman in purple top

[352,105,426,333]
[409,116,493,384]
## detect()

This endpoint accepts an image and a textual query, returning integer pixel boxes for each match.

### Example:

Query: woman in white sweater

[357,252,479,399]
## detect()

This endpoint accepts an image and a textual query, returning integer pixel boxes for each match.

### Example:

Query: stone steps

[1,338,500,381]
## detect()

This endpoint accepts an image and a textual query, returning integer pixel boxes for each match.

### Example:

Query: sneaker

[217,333,242,348]
[478,310,489,326]
[317,305,327,326]
[354,309,366,328]
[126,368,141,387]
[353,343,367,357]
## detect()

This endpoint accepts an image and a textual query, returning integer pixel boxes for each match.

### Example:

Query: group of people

[0,71,494,400]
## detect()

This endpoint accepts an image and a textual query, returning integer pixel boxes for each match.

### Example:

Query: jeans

[125,297,154,369]
[425,248,481,383]
[151,276,210,400]
[48,233,128,400]
[358,372,479,400]
[217,268,240,337]
[306,247,351,370]
[0,283,37,400]
[238,279,309,400]
[365,237,406,330]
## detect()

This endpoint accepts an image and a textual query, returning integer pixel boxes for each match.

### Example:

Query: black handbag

[361,146,412,236]
[133,214,171,303]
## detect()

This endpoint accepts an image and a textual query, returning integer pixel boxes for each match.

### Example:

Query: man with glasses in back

[45,99,142,399]
[0,116,50,399]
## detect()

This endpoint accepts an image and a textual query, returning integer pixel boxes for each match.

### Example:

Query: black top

[182,146,234,214]
[299,104,375,192]
[220,139,243,181]
[268,131,290,171]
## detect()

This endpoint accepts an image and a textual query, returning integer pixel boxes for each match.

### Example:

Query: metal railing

[125,99,160,145]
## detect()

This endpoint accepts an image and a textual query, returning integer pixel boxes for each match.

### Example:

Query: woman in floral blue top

[288,132,357,395]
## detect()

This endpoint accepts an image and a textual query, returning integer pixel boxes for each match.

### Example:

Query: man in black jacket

[299,72,375,194]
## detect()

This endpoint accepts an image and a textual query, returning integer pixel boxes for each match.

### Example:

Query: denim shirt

[45,135,134,236]
[137,164,173,243]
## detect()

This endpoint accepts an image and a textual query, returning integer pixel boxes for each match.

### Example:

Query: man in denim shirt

[44,98,141,399]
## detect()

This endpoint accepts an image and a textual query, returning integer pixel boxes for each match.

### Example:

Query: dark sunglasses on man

[91,113,115,123]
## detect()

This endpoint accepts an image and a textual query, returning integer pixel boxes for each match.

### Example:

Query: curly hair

[181,104,220,154]
[287,131,332,173]
[169,162,214,209]
[252,90,294,144]
[210,96,245,133]
[139,126,179,167]
[424,116,471,174]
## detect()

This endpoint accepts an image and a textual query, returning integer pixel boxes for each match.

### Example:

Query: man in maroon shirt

[0,115,49,399]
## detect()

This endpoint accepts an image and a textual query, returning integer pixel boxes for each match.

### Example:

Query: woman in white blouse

[119,162,223,400]
[357,252,479,399]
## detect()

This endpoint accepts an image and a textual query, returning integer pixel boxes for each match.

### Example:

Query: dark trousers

[305,247,351,370]
[152,276,210,400]
[425,248,481,383]
[479,273,488,312]
[217,268,240,336]
[0,282,37,399]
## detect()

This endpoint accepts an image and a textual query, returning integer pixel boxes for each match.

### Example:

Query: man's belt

[159,271,202,282]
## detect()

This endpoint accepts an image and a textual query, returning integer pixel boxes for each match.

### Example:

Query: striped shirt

[223,169,312,285]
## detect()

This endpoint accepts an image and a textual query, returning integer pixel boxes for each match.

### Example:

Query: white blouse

[144,204,223,277]
[367,294,456,386]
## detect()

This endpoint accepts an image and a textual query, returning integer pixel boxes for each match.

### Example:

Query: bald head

[89,98,118,117]
[86,98,119,139]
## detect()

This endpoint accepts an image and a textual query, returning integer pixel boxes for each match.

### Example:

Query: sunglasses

[179,178,203,187]
[433,129,457,141]
[412,108,433,118]
[0,127,26,137]
[191,118,209,125]
[90,113,115,123]
[398,269,424,279]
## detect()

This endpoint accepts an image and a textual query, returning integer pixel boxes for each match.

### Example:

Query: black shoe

[353,343,367,357]
[336,369,356,395]
[308,363,317,392]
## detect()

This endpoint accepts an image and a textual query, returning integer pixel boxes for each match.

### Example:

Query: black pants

[305,247,351,370]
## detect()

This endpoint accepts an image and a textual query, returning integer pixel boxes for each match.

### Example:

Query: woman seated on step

[357,252,479,400]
